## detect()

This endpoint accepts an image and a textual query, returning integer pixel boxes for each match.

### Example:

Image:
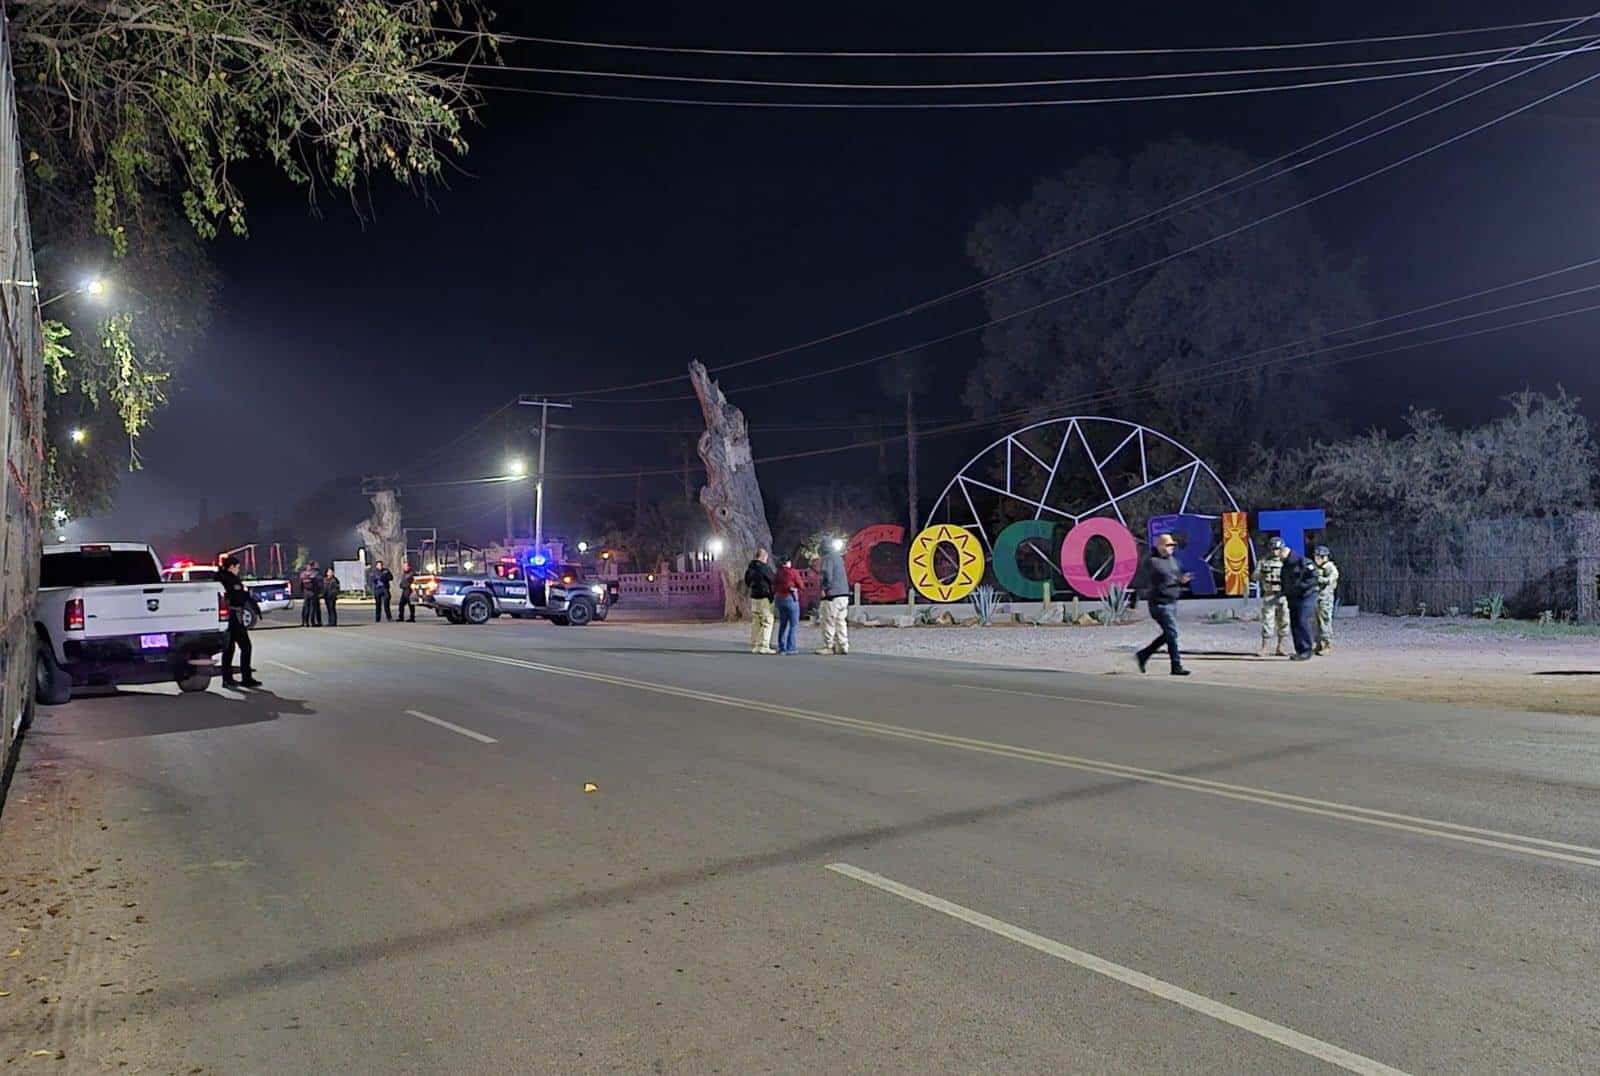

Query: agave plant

[971,584,998,626]
[1096,584,1132,626]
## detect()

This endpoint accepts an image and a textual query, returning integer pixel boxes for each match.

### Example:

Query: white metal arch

[928,416,1241,552]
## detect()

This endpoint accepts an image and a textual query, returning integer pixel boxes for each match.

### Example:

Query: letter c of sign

[907,524,985,603]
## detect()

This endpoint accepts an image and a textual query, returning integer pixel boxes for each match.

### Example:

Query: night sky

[79,1,1600,551]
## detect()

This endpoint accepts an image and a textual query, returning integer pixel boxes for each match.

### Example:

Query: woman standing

[323,567,342,627]
[772,557,805,655]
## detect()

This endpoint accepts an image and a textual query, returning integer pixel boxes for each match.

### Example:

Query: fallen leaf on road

[583,783,598,793]
[29,1049,51,1056]
[6,948,19,958]
[0,990,10,996]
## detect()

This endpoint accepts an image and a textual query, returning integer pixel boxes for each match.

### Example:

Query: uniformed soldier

[1313,544,1340,654]
[1253,537,1289,657]
[217,556,262,689]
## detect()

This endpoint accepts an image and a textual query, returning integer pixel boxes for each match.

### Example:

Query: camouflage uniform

[1314,551,1340,653]
[1253,551,1288,655]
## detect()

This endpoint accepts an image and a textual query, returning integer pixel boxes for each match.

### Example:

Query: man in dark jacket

[371,560,394,622]
[218,556,262,688]
[397,564,417,623]
[1135,532,1192,676]
[322,567,341,627]
[301,563,324,626]
[743,549,776,654]
[1280,542,1320,661]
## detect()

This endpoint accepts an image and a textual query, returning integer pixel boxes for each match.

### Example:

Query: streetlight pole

[517,396,573,550]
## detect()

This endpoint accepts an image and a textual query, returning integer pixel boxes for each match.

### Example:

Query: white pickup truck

[35,542,229,704]
[162,562,291,629]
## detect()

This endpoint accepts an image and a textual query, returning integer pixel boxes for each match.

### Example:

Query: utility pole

[517,396,574,549]
[906,387,919,537]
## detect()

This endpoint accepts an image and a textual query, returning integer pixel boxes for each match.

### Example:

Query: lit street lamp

[507,458,527,477]
[577,541,589,554]
[707,537,726,559]
[69,427,86,444]
[41,276,107,309]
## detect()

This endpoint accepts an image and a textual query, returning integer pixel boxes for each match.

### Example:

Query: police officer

[1252,538,1289,657]
[1281,541,1320,661]
[1313,545,1340,654]
[323,566,341,627]
[397,563,417,623]
[371,560,394,622]
[217,556,261,689]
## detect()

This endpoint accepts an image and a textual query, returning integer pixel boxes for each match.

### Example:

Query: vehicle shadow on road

[1532,670,1600,676]
[73,724,1393,1022]
[50,686,316,741]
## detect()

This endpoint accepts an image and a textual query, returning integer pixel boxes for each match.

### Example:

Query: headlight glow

[590,584,605,595]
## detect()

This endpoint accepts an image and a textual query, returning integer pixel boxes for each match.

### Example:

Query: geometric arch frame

[928,416,1242,566]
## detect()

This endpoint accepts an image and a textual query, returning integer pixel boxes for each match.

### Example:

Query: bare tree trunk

[689,360,773,621]
[357,487,406,579]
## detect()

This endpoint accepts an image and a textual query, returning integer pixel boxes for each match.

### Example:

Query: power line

[536,291,1600,480]
[548,13,1598,397]
[470,44,1600,108]
[449,35,1600,91]
[583,43,1600,404]
[454,16,1590,58]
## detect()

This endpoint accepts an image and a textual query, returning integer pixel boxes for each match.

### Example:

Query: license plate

[139,633,169,650]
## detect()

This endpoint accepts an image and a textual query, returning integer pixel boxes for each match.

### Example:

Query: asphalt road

[11,614,1600,1073]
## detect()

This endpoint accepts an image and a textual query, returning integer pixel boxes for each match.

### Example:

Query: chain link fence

[1325,514,1600,622]
[0,18,45,785]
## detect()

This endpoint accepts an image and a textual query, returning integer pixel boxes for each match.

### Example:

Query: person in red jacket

[772,558,805,655]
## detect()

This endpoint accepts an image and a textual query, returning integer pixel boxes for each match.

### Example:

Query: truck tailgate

[84,583,221,638]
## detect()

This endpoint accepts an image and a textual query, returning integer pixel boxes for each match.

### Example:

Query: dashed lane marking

[827,863,1412,1076]
[358,637,1600,870]
[404,709,498,744]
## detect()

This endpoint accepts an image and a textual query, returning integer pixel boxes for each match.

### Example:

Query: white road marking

[261,659,309,676]
[404,709,498,744]
[365,638,1600,870]
[955,683,1138,709]
[827,863,1411,1076]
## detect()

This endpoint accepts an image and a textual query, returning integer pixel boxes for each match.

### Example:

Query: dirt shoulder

[660,614,1600,717]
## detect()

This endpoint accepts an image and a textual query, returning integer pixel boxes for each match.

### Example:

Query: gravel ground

[656,613,1600,716]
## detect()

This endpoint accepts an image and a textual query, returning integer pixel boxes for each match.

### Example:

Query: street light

[69,427,86,444]
[707,537,725,559]
[577,541,589,554]
[506,458,527,478]
[40,276,107,308]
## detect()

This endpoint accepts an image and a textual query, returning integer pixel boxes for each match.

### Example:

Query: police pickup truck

[418,561,607,626]
[162,561,290,629]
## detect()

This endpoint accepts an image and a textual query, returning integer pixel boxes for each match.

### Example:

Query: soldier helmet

[1314,544,1331,558]
[1268,536,1287,552]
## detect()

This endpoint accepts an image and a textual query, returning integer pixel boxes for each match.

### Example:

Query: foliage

[963,138,1370,473]
[13,0,492,510]
[771,480,896,562]
[1235,390,1596,522]
[1473,593,1506,622]
[971,583,998,626]
[1095,583,1132,626]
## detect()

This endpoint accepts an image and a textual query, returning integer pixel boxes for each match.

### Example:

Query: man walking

[1282,541,1319,661]
[397,563,417,623]
[1135,533,1191,676]
[322,566,341,627]
[743,549,777,654]
[815,543,851,655]
[1313,544,1340,654]
[1253,538,1289,657]
[371,560,394,622]
[217,556,262,689]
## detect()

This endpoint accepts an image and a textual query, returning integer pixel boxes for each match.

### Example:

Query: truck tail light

[218,592,229,623]
[64,598,85,632]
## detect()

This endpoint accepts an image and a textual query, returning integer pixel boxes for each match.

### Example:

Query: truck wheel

[445,610,466,625]
[565,599,594,627]
[176,669,211,693]
[237,605,259,631]
[462,595,492,625]
[34,643,71,706]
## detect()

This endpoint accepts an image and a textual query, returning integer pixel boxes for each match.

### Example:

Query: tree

[1234,389,1597,523]
[771,480,896,563]
[12,0,493,512]
[963,138,1370,473]
[690,361,772,620]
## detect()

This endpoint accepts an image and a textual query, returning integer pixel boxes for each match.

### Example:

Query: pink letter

[1060,518,1139,599]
